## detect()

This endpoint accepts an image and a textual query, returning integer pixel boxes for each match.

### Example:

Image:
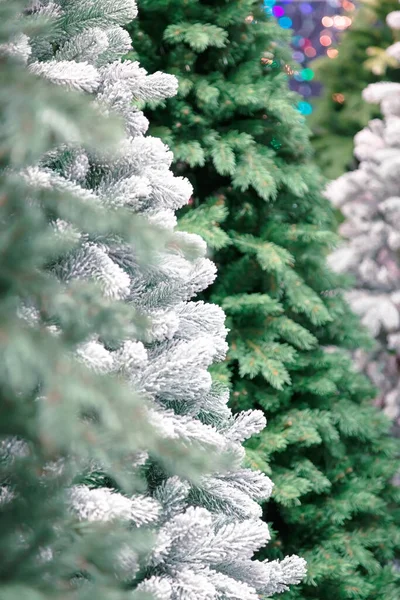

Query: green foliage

[178,199,230,250]
[0,45,138,600]
[0,5,198,599]
[128,0,400,598]
[164,22,228,51]
[311,0,400,179]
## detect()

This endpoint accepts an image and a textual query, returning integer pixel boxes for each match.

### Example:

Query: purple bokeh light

[272,5,285,17]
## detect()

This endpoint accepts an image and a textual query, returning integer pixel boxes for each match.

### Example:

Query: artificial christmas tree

[311,0,400,179]
[128,1,400,598]
[0,2,171,597]
[0,2,306,599]
[326,8,400,436]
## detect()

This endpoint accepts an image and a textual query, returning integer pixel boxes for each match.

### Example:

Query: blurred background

[272,0,400,177]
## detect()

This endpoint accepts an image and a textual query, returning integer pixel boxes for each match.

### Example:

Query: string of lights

[264,0,357,114]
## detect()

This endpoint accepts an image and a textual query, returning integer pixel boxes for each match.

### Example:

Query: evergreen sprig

[127,1,400,598]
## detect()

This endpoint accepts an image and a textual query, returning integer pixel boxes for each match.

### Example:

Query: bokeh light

[298,100,313,115]
[273,6,285,18]
[278,16,293,29]
[263,0,274,16]
[333,15,352,29]
[268,0,350,109]
[320,35,332,47]
[299,3,313,15]
[293,35,304,48]
[321,16,333,27]
[299,84,312,97]
[292,51,305,62]
[301,68,314,81]
[342,0,355,10]
[304,46,317,58]
[332,92,345,103]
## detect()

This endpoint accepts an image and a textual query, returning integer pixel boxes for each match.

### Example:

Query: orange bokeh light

[342,1,355,11]
[320,35,332,47]
[327,48,339,58]
[332,93,345,103]
[333,15,352,29]
[304,46,317,58]
[321,16,333,27]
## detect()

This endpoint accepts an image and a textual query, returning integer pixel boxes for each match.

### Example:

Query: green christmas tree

[1,2,306,599]
[127,1,400,598]
[311,0,400,179]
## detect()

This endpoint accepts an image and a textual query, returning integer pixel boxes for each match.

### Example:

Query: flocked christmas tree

[0,1,307,599]
[127,1,400,598]
[326,6,400,436]
[311,0,400,179]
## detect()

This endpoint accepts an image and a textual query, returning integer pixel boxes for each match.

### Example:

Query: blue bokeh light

[263,0,275,15]
[298,101,313,115]
[299,84,312,97]
[292,35,303,47]
[278,16,293,29]
[300,3,313,14]
[292,51,305,62]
